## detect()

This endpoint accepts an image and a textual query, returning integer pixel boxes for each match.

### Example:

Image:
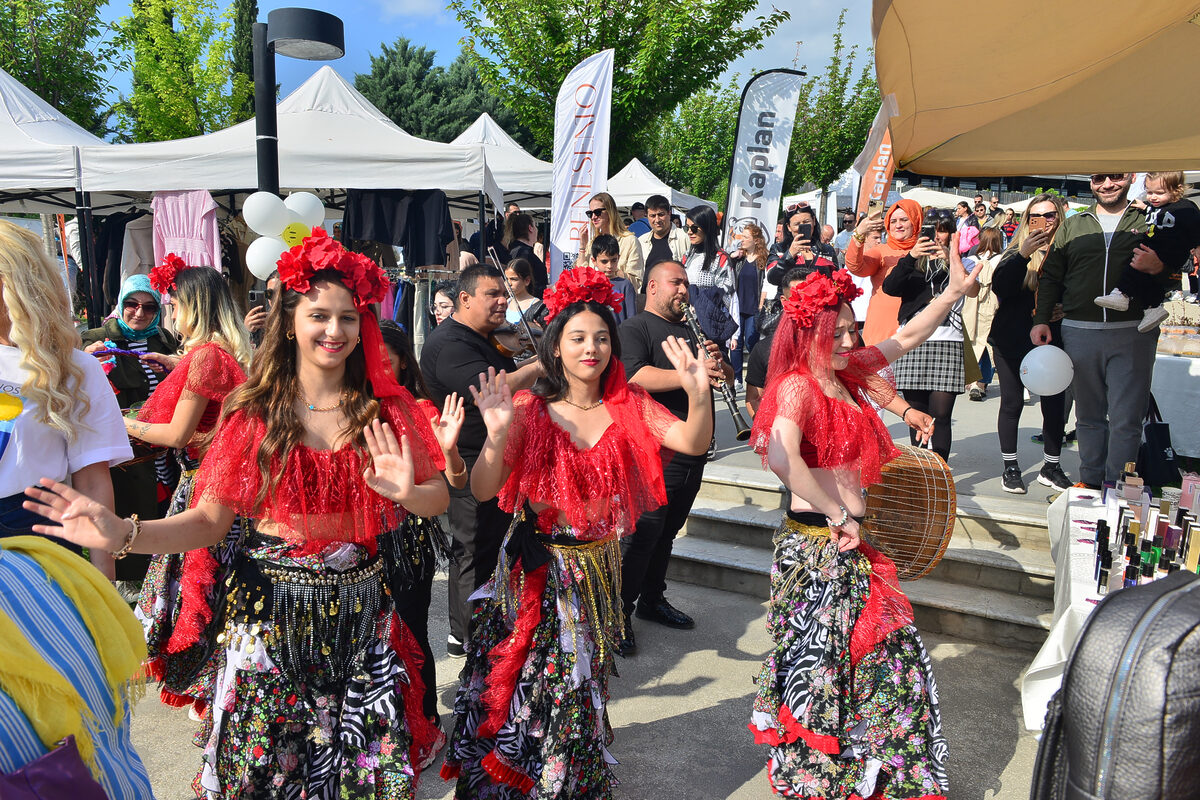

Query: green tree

[448,0,789,165]
[643,77,739,207]
[0,1,122,135]
[786,10,880,218]
[116,0,253,142]
[230,0,256,122]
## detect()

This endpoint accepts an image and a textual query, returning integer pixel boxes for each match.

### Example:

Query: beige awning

[873,2,1200,176]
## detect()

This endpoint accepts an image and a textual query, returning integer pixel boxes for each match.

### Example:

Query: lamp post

[253,8,345,196]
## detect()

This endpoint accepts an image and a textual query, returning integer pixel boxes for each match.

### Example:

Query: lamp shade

[266,8,344,60]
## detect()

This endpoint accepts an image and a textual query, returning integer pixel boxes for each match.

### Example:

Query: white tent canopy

[79,66,501,207]
[901,186,975,210]
[605,159,716,212]
[451,112,551,205]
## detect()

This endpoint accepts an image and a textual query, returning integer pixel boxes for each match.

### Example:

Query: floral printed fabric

[750,523,949,799]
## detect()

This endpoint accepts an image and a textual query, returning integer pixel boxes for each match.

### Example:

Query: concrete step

[666,536,1051,652]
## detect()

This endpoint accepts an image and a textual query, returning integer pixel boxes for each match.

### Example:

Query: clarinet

[681,302,752,442]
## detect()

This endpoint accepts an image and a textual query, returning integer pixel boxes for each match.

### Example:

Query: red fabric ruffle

[849,542,915,667]
[389,614,439,771]
[164,546,218,654]
[496,363,677,539]
[749,704,841,754]
[478,563,549,739]
[481,749,535,793]
[439,762,461,781]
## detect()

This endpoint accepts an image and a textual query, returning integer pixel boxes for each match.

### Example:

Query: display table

[1019,487,1105,730]
[1151,354,1200,458]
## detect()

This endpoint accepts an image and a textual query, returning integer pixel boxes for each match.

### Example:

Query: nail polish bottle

[1169,563,1181,574]
[1097,567,1110,595]
[1159,551,1174,574]
[1152,535,1165,566]
[1140,561,1155,585]
[1124,565,1139,588]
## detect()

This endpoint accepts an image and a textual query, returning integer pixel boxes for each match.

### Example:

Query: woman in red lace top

[25,229,448,800]
[747,244,979,800]
[439,267,712,798]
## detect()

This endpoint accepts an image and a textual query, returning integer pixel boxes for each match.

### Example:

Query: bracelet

[901,406,914,423]
[113,514,141,560]
[852,232,867,243]
[826,505,850,529]
[447,457,467,478]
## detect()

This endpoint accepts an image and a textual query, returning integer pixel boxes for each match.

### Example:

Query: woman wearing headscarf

[844,198,924,346]
[81,273,179,588]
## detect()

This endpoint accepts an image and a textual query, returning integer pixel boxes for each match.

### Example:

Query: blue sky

[97,0,875,117]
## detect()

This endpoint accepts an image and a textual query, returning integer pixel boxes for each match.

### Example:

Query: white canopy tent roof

[605,159,716,212]
[79,67,502,208]
[900,186,975,210]
[451,113,551,206]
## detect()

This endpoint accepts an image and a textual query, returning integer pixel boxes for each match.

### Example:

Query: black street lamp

[253,8,345,196]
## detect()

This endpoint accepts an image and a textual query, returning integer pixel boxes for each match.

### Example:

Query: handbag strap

[1145,393,1164,425]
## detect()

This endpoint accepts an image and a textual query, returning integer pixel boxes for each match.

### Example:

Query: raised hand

[22,479,127,552]
[662,336,709,396]
[363,420,416,504]
[434,392,466,455]
[468,366,514,438]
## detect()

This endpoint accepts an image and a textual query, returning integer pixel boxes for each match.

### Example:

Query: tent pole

[477,191,487,261]
[254,22,280,195]
[74,190,102,328]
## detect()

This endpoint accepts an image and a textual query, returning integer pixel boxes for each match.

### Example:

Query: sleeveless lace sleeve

[750,372,816,460]
[844,346,897,409]
[183,343,246,402]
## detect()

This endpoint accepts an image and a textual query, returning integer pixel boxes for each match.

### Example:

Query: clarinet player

[617,261,732,658]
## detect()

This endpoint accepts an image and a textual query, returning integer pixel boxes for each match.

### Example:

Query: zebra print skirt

[748,513,950,799]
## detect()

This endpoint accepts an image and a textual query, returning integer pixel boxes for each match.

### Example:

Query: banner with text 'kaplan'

[852,95,900,217]
[721,69,806,247]
[550,49,614,283]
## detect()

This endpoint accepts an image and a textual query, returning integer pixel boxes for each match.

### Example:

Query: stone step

[666,536,1051,652]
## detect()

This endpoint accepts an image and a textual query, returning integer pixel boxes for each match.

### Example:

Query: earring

[286,331,295,340]
[357,336,361,344]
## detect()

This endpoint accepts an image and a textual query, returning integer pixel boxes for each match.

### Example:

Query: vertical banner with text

[550,49,614,283]
[721,69,806,247]
[852,95,899,217]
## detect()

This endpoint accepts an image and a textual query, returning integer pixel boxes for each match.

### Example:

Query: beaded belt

[781,517,832,539]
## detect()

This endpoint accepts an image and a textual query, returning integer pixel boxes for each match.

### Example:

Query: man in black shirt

[420,263,542,656]
[618,260,730,657]
[505,212,546,296]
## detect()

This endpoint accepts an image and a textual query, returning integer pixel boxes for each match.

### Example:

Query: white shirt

[0,346,132,497]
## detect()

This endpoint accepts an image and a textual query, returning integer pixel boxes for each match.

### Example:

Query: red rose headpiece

[782,269,862,329]
[276,227,388,311]
[149,253,187,294]
[542,266,624,323]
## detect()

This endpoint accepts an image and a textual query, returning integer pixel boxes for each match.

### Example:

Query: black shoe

[446,635,466,659]
[1064,429,1077,444]
[1037,462,1073,491]
[617,615,637,658]
[1002,466,1027,494]
[1030,433,1045,445]
[636,598,695,629]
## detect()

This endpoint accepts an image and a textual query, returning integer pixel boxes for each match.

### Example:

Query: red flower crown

[149,253,187,294]
[782,269,862,329]
[276,227,388,310]
[542,266,624,322]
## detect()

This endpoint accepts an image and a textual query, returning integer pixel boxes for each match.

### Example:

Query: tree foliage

[116,0,252,142]
[642,78,740,207]
[448,0,789,166]
[355,38,538,152]
[230,0,256,122]
[787,10,880,202]
[0,0,121,135]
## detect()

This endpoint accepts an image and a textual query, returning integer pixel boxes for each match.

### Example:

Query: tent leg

[477,191,487,261]
[74,191,102,328]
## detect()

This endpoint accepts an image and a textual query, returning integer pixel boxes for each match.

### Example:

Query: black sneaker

[1002,466,1027,494]
[1064,429,1077,444]
[635,598,695,630]
[617,614,637,658]
[1037,462,1073,491]
[446,635,466,659]
[1030,433,1044,444]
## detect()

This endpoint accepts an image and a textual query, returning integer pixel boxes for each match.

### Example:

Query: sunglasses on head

[1090,174,1125,184]
[123,299,159,314]
[785,201,811,213]
[586,208,606,219]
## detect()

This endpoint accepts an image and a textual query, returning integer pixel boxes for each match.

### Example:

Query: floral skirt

[749,516,949,799]
[441,514,623,799]
[138,464,243,712]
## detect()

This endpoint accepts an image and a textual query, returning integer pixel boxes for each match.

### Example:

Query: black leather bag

[1136,394,1181,488]
[1030,571,1200,799]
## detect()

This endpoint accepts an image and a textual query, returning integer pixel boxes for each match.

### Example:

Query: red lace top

[191,390,445,545]
[497,364,679,540]
[136,342,246,458]
[750,346,899,486]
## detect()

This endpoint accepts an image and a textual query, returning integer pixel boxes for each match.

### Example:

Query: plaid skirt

[892,339,964,393]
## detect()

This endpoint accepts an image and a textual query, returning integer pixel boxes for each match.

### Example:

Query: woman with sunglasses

[578,191,646,291]
[845,198,925,346]
[768,204,837,281]
[989,194,1073,494]
[82,273,180,592]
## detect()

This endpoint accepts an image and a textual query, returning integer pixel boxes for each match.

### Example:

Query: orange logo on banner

[856,127,894,217]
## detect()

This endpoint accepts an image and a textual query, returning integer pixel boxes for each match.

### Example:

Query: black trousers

[900,389,957,463]
[392,560,436,721]
[994,348,1066,459]
[621,452,706,616]
[446,488,512,645]
[1115,264,1166,309]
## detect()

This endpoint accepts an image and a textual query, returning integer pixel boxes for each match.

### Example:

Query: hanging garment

[119,214,155,286]
[151,190,222,269]
[342,189,454,269]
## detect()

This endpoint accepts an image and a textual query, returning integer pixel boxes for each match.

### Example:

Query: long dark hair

[379,319,432,401]
[532,302,621,401]
[686,205,721,271]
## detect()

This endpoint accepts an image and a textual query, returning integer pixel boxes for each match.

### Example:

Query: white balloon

[1020,345,1074,396]
[284,192,325,229]
[242,191,289,237]
[245,236,289,281]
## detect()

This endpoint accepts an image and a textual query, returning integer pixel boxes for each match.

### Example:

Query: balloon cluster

[242,191,327,280]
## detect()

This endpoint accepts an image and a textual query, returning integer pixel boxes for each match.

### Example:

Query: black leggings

[901,389,957,462]
[994,349,1065,460]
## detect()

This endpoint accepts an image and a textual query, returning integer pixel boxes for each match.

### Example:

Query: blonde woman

[731,222,770,385]
[963,226,1005,401]
[990,194,1072,494]
[578,191,646,291]
[0,220,130,577]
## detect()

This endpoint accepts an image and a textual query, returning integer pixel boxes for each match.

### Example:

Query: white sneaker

[1094,289,1130,311]
[1138,305,1169,332]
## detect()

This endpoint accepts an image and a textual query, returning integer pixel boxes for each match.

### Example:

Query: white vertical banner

[721,69,806,247]
[549,49,614,283]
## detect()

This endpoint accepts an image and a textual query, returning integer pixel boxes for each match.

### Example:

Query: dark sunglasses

[1090,174,1125,184]
[123,299,159,314]
[586,208,606,219]
[1028,211,1059,220]
[686,224,703,234]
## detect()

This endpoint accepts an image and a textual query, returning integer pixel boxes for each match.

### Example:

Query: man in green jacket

[1031,173,1167,488]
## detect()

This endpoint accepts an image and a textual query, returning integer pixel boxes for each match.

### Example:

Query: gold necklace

[303,393,344,413]
[561,397,603,411]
